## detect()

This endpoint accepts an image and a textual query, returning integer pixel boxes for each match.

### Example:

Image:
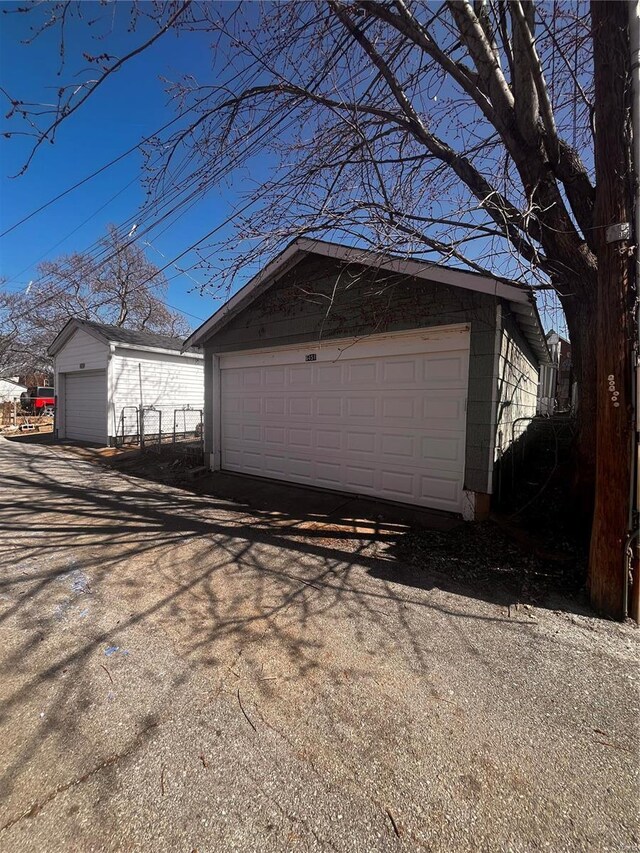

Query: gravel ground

[0,436,638,853]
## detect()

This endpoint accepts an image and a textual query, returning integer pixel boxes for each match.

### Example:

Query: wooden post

[589,1,636,618]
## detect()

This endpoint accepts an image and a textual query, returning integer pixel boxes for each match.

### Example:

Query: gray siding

[495,312,540,459]
[203,256,500,494]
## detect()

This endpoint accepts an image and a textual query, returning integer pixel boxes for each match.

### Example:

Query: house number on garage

[305,353,317,362]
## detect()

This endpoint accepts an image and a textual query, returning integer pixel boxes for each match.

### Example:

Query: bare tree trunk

[564,290,597,518]
[589,0,635,619]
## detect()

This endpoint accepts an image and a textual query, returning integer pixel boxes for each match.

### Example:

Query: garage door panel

[265,453,287,473]
[346,431,376,454]
[421,434,465,465]
[222,369,242,390]
[380,470,415,498]
[347,362,377,384]
[317,397,343,417]
[219,329,469,512]
[423,355,467,384]
[382,360,416,384]
[64,370,107,444]
[289,458,313,478]
[380,434,414,458]
[265,397,285,415]
[265,426,286,444]
[344,465,376,489]
[317,365,342,384]
[289,397,313,416]
[288,366,313,385]
[317,429,341,450]
[422,394,466,426]
[316,461,342,484]
[419,473,461,506]
[265,367,286,385]
[382,396,415,419]
[241,424,261,442]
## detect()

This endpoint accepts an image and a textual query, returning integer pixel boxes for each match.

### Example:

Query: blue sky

[0,3,234,326]
[1,2,567,336]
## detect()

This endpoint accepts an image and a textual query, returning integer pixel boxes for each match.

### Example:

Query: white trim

[218,323,470,370]
[184,237,532,349]
[486,303,503,494]
[211,353,222,470]
[113,342,203,359]
[107,345,116,441]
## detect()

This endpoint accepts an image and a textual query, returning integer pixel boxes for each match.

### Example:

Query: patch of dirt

[107,449,206,486]
[394,520,586,607]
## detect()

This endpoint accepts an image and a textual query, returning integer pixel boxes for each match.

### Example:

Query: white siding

[55,328,109,372]
[495,316,539,459]
[0,380,27,402]
[109,348,203,439]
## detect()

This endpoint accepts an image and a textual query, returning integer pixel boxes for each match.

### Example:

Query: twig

[295,577,322,590]
[99,664,113,684]
[199,752,208,768]
[386,807,402,838]
[160,765,166,795]
[237,688,257,732]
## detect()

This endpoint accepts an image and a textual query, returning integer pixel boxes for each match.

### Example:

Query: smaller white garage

[49,319,203,445]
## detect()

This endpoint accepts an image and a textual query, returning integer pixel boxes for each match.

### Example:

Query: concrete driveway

[0,436,638,853]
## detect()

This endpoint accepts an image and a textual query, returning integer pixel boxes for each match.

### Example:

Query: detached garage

[184,239,549,519]
[49,319,203,445]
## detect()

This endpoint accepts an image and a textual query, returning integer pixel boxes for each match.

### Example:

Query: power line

[1,126,168,239]
[3,166,156,286]
[8,102,297,321]
[0,36,272,239]
[0,92,223,240]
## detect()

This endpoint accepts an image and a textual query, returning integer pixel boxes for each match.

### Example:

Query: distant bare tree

[0,225,190,375]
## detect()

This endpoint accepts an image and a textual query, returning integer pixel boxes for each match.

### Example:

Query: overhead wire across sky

[0,17,300,329]
[1,90,303,330]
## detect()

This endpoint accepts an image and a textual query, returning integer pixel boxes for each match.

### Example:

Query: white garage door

[64,370,108,444]
[219,327,470,513]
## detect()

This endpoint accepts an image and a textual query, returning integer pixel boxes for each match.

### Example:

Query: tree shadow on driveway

[0,438,597,826]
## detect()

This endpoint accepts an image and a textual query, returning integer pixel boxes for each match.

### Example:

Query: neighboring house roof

[184,237,549,363]
[0,378,28,390]
[48,318,201,358]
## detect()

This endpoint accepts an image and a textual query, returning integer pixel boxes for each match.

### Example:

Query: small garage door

[64,370,108,444]
[219,327,470,513]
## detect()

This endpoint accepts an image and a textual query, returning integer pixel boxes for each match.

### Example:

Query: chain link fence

[494,414,576,508]
[115,405,204,465]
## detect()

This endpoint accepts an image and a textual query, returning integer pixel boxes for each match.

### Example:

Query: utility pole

[589,1,635,619]
[629,0,640,623]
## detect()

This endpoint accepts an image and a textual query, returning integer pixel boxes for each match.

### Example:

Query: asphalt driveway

[0,436,638,852]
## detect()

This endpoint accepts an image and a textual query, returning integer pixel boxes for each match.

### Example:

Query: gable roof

[48,318,201,358]
[184,238,549,363]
